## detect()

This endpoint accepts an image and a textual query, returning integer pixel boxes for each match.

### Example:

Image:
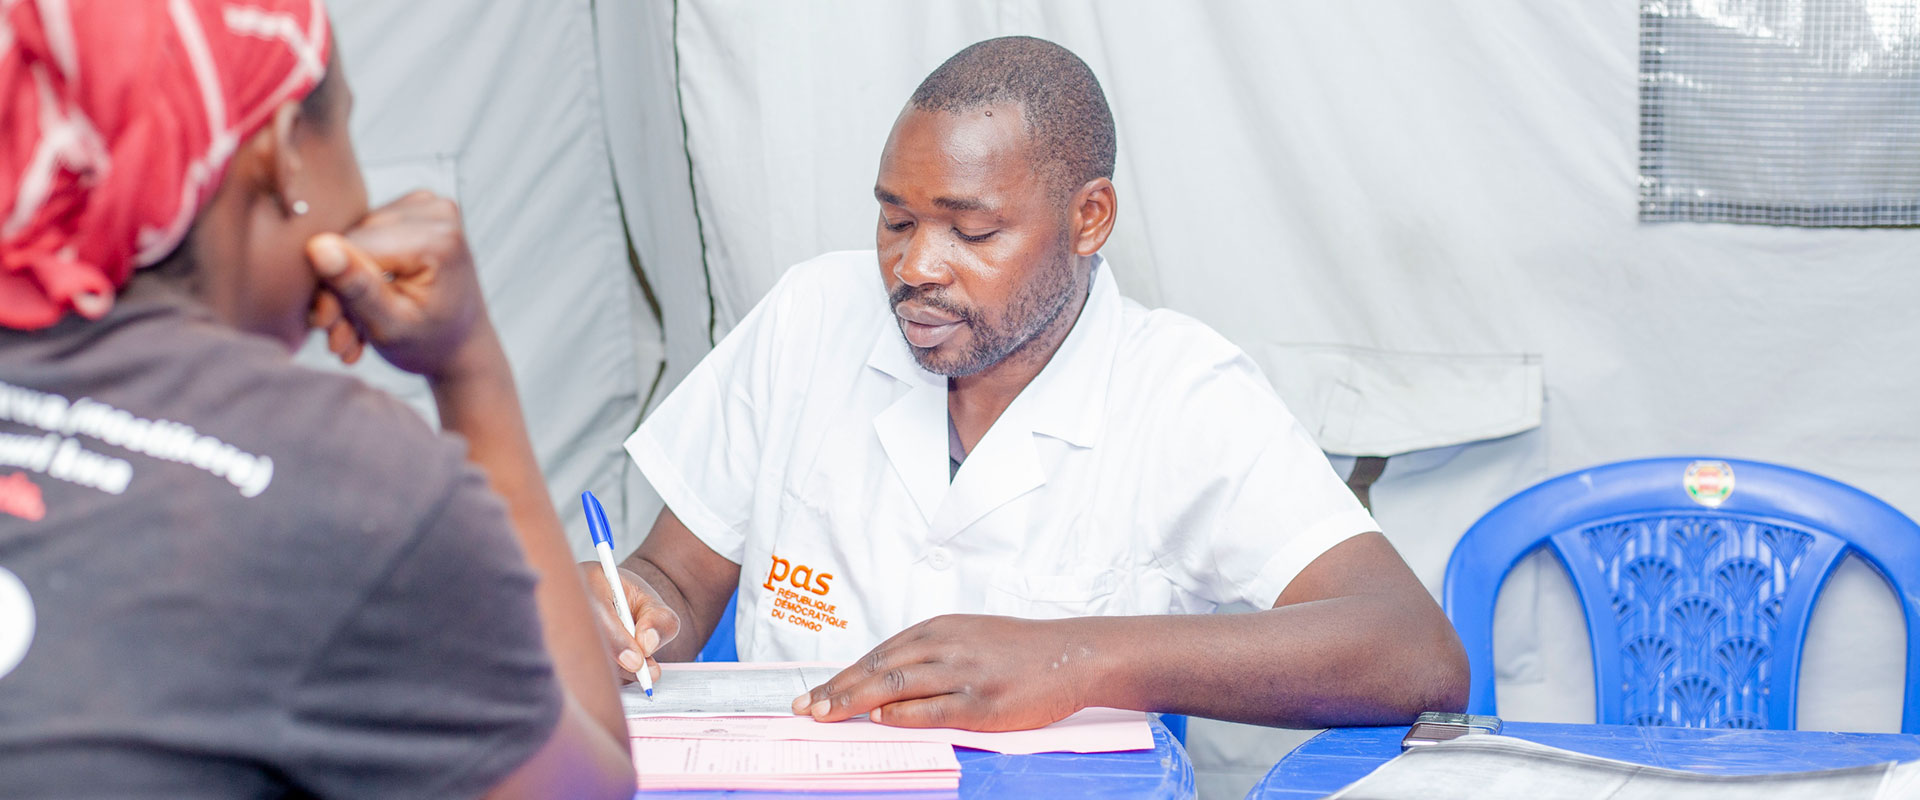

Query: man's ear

[249,100,305,218]
[1069,177,1117,256]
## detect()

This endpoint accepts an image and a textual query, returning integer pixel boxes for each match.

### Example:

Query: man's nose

[893,227,952,288]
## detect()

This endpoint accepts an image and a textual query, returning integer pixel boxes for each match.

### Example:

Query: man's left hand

[791,614,1093,731]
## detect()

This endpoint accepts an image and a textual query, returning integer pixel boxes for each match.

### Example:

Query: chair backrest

[1443,457,1920,732]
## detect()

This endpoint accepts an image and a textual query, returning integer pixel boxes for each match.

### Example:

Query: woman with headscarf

[0,1,635,796]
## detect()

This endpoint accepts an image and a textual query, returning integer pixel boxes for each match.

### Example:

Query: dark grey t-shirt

[0,281,561,798]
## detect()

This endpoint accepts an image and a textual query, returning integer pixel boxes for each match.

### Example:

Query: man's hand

[578,563,681,683]
[793,614,1091,731]
[304,190,485,380]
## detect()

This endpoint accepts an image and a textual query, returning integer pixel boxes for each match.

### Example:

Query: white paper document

[1330,735,1920,800]
[622,662,842,717]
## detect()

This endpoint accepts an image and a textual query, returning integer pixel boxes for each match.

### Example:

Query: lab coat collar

[866,256,1122,530]
[1016,256,1119,449]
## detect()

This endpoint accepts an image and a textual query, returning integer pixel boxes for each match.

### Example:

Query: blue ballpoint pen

[584,491,652,698]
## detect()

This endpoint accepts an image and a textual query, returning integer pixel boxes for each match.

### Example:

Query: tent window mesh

[1639,0,1920,226]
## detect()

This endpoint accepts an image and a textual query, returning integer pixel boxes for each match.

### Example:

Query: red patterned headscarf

[0,0,330,330]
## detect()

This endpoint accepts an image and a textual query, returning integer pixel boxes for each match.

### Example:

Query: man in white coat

[587,36,1467,732]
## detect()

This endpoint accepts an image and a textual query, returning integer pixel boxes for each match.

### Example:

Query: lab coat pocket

[983,568,1124,620]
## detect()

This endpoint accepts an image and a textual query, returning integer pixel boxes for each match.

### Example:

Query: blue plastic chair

[1159,714,1187,744]
[692,589,1190,742]
[695,590,740,662]
[1443,457,1920,732]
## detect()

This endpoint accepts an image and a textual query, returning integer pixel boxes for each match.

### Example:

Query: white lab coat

[628,250,1378,662]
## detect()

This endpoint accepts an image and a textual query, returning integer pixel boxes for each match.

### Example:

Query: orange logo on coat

[762,553,850,632]
[763,554,833,596]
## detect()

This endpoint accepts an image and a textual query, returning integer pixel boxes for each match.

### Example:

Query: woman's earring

[291,200,310,216]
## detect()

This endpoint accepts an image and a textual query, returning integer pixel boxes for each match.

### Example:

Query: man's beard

[891,237,1078,378]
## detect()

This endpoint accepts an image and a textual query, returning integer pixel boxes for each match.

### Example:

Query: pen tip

[645,688,654,698]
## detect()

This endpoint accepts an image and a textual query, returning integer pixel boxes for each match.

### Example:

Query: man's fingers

[588,598,646,673]
[609,566,681,659]
[870,695,977,730]
[577,563,648,676]
[632,605,678,654]
[578,561,614,599]
[799,646,902,712]
[593,602,637,648]
[805,662,949,722]
[613,645,648,679]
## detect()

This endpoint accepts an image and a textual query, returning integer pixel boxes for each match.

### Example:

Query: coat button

[928,547,953,570]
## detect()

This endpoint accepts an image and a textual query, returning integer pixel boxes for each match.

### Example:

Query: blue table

[1249,721,1920,799]
[639,715,1194,799]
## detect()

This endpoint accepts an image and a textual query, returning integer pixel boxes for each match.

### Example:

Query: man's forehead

[876,104,1038,205]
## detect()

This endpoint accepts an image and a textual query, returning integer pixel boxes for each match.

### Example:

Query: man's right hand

[578,563,681,682]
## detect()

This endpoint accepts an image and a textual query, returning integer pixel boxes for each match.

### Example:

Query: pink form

[631,738,959,792]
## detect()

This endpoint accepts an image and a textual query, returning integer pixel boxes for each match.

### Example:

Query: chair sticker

[1684,461,1735,508]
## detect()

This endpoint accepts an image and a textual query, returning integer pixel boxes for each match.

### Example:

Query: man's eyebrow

[931,195,990,213]
[874,188,992,214]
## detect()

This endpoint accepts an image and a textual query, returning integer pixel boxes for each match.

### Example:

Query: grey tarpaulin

[328,3,1919,798]
[306,0,662,560]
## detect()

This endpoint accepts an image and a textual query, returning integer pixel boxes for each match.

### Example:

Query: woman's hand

[304,190,485,381]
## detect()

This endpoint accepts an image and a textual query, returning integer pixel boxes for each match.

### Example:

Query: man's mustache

[889,284,972,324]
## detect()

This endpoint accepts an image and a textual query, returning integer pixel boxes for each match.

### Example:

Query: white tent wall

[323,1,1918,798]
[606,2,1918,798]
[314,0,663,559]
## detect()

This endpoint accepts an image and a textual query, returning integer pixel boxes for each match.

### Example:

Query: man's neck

[946,267,1093,454]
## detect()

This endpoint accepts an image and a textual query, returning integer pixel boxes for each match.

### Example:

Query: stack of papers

[627,704,1156,755]
[622,662,1154,792]
[631,738,960,792]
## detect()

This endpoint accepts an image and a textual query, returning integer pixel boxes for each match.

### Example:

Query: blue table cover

[636,715,1194,799]
[1249,721,1920,799]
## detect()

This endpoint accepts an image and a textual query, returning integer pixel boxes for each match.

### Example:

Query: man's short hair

[909,36,1117,203]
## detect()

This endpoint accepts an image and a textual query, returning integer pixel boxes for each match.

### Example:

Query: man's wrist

[1048,616,1136,714]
